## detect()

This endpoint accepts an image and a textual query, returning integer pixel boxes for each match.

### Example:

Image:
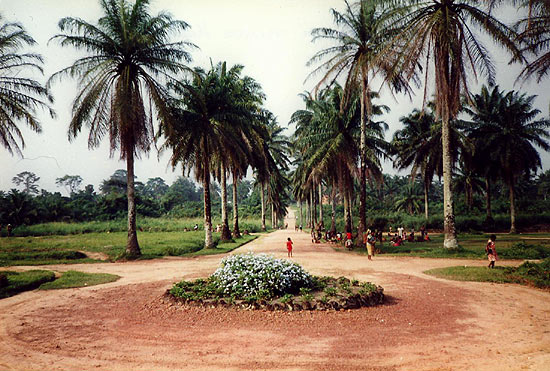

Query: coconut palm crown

[0,15,55,156]
[48,0,195,256]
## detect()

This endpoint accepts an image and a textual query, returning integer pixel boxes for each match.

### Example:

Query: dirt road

[1,211,549,370]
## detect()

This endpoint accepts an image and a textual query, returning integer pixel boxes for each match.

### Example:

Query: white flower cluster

[211,253,312,298]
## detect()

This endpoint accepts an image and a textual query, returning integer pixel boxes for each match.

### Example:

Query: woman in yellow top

[364,229,375,261]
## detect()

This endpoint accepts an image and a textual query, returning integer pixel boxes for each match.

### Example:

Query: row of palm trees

[394,85,550,233]
[0,0,289,257]
[296,0,550,246]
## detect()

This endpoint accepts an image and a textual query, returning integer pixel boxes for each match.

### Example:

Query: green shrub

[499,242,550,260]
[513,258,550,288]
[210,253,313,299]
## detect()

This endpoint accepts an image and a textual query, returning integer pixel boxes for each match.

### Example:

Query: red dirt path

[1,211,549,370]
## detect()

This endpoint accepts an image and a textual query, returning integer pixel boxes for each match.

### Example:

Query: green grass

[5,217,271,237]
[425,258,550,288]
[0,228,258,266]
[0,270,55,298]
[39,270,119,290]
[364,233,550,259]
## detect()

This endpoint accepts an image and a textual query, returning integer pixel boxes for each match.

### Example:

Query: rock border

[164,276,385,311]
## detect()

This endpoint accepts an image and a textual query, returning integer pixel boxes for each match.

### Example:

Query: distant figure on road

[286,237,293,258]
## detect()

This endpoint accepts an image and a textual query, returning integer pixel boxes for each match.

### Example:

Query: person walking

[486,234,497,268]
[286,237,293,258]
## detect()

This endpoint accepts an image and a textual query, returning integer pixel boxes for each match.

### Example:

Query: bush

[210,253,313,299]
[499,242,550,260]
[513,258,550,288]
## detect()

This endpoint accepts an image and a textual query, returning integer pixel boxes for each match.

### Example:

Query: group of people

[387,225,431,246]
[290,224,500,269]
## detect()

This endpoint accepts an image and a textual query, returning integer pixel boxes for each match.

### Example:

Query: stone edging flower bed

[165,276,384,311]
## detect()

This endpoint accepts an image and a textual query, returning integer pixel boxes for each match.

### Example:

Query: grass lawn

[0,231,258,266]
[0,270,55,298]
[39,270,120,290]
[0,269,121,298]
[424,258,550,288]
[348,232,550,259]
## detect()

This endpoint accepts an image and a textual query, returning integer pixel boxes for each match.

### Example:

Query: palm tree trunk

[232,171,240,238]
[358,66,369,240]
[424,179,429,220]
[203,161,213,249]
[220,164,231,240]
[330,186,336,234]
[310,189,314,227]
[318,182,323,227]
[125,149,141,257]
[344,190,352,233]
[509,177,517,234]
[260,183,266,231]
[485,177,493,221]
[299,200,303,229]
[442,116,458,248]
[271,203,275,229]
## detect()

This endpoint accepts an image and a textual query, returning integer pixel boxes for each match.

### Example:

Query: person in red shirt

[286,237,293,258]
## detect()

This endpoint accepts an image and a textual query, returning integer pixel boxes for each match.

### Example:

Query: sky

[1,0,549,195]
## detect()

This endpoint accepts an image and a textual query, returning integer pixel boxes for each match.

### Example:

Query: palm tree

[308,0,412,238]
[0,15,54,156]
[392,108,444,220]
[162,66,238,248]
[394,182,423,215]
[49,0,194,257]
[384,0,522,247]
[464,85,550,233]
[514,1,550,83]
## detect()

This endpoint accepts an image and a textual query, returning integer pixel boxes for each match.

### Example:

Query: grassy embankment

[425,258,550,289]
[0,270,120,298]
[0,218,263,266]
[346,232,550,259]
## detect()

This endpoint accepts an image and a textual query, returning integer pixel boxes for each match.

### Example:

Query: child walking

[486,234,497,268]
[286,237,293,258]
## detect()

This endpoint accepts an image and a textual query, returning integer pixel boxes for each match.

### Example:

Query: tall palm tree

[0,15,54,156]
[384,0,522,247]
[162,65,244,248]
[392,108,443,220]
[464,85,550,233]
[49,0,194,257]
[308,0,412,238]
[208,62,264,241]
[462,85,504,221]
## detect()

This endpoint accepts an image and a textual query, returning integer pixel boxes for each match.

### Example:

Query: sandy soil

[1,211,549,370]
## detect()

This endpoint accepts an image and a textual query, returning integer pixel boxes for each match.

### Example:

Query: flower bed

[167,253,384,311]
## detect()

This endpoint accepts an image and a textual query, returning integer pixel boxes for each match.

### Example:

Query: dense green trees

[464,85,550,233]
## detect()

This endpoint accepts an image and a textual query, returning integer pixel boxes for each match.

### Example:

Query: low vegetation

[424,258,550,288]
[0,231,257,266]
[0,270,55,298]
[39,270,119,290]
[0,269,121,298]
[168,253,384,311]
[360,234,550,260]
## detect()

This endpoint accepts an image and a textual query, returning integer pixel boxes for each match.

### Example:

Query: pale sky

[1,0,549,195]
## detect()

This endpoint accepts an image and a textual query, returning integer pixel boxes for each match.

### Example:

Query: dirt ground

[1,211,549,370]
